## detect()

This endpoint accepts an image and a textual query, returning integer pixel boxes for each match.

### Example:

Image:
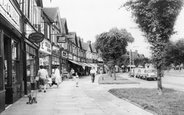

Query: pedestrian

[90,67,96,83]
[54,66,61,87]
[47,75,52,88]
[70,68,75,79]
[37,65,49,93]
[73,72,79,87]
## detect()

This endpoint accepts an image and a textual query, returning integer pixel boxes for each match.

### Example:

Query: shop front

[24,24,42,95]
[61,50,68,75]
[39,39,52,75]
[52,46,60,74]
[24,40,39,95]
[0,0,23,112]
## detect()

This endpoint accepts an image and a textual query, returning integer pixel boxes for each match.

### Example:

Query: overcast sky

[43,0,184,58]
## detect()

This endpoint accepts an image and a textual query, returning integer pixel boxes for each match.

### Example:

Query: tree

[165,39,184,70]
[134,57,151,67]
[95,28,134,80]
[124,0,183,94]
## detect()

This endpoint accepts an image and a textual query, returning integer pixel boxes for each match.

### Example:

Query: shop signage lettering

[28,32,44,43]
[0,0,20,32]
[39,39,51,55]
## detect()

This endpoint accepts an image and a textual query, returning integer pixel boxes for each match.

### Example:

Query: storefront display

[39,39,52,75]
[52,46,60,73]
[26,44,37,94]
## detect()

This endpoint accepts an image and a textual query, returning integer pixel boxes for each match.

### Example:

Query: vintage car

[142,69,157,80]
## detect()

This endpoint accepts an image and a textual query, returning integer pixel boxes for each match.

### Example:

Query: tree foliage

[124,0,183,94]
[165,39,184,67]
[134,57,151,67]
[95,28,134,79]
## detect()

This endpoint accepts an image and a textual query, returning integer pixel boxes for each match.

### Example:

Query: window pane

[12,41,18,60]
[26,53,36,83]
[12,60,18,84]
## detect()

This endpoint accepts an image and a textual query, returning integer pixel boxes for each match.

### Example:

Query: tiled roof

[43,7,59,22]
[68,32,77,45]
[91,43,96,53]
[60,18,68,34]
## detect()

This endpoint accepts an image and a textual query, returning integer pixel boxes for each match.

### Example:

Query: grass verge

[109,88,184,115]
[98,74,139,84]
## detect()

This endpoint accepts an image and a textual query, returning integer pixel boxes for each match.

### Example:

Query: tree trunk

[157,67,163,95]
[113,66,116,80]
[109,67,112,77]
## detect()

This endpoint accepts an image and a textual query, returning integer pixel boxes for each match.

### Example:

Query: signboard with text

[0,0,21,33]
[39,39,52,55]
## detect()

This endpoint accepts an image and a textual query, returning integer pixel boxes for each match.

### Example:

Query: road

[118,72,184,92]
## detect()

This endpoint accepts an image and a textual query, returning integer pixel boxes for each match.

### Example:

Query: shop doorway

[4,36,10,108]
[3,35,20,107]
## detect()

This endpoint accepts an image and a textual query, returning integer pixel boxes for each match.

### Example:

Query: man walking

[37,65,48,93]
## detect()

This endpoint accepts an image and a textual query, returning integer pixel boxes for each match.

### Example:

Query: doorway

[4,35,10,107]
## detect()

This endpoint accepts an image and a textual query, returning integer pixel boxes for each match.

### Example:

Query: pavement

[1,74,154,115]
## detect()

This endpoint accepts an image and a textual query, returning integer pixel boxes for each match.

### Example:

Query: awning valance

[68,60,81,66]
[68,60,92,68]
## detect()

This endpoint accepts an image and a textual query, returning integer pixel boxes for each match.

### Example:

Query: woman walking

[90,67,96,83]
[54,66,61,88]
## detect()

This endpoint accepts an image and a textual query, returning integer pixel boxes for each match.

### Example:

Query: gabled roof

[42,7,59,23]
[77,37,82,49]
[60,18,68,34]
[68,32,78,46]
[91,43,97,53]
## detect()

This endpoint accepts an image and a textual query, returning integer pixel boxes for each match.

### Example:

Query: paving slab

[1,74,154,115]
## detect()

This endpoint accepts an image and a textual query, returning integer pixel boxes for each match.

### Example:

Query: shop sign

[28,32,44,43]
[52,46,60,56]
[57,35,66,43]
[62,51,67,58]
[39,39,51,55]
[0,0,21,32]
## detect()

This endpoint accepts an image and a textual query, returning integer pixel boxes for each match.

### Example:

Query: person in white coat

[54,66,61,87]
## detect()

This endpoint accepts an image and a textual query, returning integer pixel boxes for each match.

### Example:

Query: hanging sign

[28,32,44,43]
[57,36,66,43]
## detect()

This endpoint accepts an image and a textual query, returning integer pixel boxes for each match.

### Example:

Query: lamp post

[129,45,139,77]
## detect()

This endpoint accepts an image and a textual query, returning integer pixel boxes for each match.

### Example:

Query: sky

[43,0,184,58]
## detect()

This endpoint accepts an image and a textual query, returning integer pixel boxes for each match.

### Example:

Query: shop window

[12,41,20,85]
[26,44,36,83]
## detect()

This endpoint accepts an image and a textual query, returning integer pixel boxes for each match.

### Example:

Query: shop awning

[83,63,93,67]
[68,60,82,66]
[68,60,94,68]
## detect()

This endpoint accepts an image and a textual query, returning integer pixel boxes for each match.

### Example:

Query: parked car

[138,68,147,79]
[142,69,157,80]
[134,68,141,78]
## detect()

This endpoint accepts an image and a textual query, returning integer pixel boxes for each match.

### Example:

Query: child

[76,73,79,87]
[73,72,79,87]
[47,75,52,88]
